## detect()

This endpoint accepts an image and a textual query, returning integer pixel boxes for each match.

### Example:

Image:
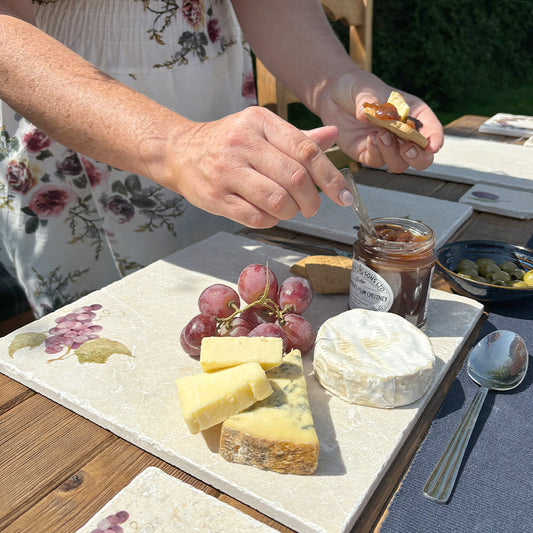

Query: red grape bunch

[180,264,315,358]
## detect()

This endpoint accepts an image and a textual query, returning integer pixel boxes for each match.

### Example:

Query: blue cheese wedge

[176,362,273,434]
[219,349,319,475]
[313,309,435,408]
[200,336,283,372]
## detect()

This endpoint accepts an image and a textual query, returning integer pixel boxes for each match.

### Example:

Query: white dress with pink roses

[0,0,256,317]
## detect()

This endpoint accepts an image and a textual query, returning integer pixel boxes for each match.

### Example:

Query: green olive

[456,259,478,272]
[491,280,507,286]
[471,275,487,283]
[486,270,511,283]
[499,261,518,273]
[478,263,500,276]
[456,268,479,280]
[510,268,525,280]
[476,258,496,267]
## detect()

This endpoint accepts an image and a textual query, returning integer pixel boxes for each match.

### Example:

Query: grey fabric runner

[380,298,533,533]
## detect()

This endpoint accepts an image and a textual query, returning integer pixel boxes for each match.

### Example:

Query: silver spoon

[340,167,378,238]
[423,330,528,503]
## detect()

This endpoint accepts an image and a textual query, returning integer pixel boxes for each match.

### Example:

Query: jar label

[349,259,394,312]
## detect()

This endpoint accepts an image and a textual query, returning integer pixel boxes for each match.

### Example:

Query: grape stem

[215,264,290,332]
[46,346,72,363]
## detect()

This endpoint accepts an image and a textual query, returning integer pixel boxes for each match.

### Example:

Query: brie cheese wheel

[313,309,435,408]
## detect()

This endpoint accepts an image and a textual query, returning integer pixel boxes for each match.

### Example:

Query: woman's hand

[318,72,445,174]
[160,106,353,229]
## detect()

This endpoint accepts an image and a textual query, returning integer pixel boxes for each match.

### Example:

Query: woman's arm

[0,2,352,228]
[0,1,186,182]
[232,0,444,173]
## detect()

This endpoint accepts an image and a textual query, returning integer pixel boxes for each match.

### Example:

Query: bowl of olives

[436,240,533,303]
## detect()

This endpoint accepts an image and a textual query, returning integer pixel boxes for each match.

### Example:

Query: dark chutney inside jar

[351,219,436,327]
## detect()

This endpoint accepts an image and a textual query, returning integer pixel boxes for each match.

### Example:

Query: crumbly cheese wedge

[387,90,410,121]
[219,349,319,475]
[200,336,283,372]
[176,362,273,434]
[313,309,435,408]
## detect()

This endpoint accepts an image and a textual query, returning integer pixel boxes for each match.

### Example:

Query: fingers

[351,86,443,172]
[304,125,338,151]
[172,107,353,229]
[261,116,353,215]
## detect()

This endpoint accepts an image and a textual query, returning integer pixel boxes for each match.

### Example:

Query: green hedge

[372,0,533,111]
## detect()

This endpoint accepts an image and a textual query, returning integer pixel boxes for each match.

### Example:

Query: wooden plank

[0,310,35,338]
[453,212,533,247]
[0,374,34,415]
[5,436,290,533]
[2,438,212,533]
[0,394,115,529]
[219,493,295,533]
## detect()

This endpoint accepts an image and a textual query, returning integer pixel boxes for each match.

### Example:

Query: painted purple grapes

[90,510,129,533]
[45,304,103,354]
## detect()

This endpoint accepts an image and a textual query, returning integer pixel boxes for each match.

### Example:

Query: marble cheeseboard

[0,232,484,533]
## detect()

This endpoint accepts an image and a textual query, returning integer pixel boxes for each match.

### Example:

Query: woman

[0,0,443,316]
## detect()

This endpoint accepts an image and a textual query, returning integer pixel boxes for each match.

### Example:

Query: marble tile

[0,232,484,533]
[405,135,533,190]
[459,183,533,219]
[277,186,473,249]
[76,467,276,532]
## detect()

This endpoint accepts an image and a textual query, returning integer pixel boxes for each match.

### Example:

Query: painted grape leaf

[8,332,47,358]
[74,338,133,364]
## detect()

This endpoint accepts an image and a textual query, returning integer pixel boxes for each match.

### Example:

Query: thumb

[304,125,339,151]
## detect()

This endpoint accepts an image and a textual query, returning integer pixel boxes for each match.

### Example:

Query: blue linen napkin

[380,299,533,533]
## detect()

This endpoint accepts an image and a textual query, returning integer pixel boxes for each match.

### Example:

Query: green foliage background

[289,0,533,127]
[371,0,533,118]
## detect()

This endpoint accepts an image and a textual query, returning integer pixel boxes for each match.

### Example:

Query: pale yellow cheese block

[176,362,273,434]
[200,336,283,372]
[219,349,319,475]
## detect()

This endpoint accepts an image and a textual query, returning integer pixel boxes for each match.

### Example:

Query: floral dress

[0,0,256,317]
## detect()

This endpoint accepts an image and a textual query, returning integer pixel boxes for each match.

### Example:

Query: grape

[278,276,313,314]
[198,283,240,318]
[239,304,276,326]
[180,328,200,357]
[237,264,279,304]
[219,317,254,337]
[248,322,288,351]
[277,313,316,354]
[181,313,217,357]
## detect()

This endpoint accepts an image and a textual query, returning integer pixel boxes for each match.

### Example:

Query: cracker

[365,112,429,148]
[290,257,312,278]
[291,255,353,294]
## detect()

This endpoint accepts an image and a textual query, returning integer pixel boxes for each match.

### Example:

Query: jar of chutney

[349,217,436,327]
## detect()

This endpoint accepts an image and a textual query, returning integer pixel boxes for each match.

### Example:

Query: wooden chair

[255,0,373,120]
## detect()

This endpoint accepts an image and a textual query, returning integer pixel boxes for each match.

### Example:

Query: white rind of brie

[313,309,435,408]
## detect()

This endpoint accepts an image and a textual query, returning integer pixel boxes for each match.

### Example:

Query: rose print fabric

[0,0,256,317]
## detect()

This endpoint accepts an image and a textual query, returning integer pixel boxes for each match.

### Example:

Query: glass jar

[349,217,436,327]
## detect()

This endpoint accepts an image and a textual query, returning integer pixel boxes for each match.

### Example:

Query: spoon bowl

[423,330,528,503]
[467,330,528,391]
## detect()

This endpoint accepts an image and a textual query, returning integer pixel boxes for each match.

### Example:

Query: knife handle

[423,386,488,503]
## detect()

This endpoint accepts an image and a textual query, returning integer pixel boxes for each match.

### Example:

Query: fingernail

[339,188,354,206]
[380,132,392,146]
[405,147,418,159]
[371,135,378,146]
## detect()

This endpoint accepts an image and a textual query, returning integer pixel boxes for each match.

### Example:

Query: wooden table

[1,116,531,533]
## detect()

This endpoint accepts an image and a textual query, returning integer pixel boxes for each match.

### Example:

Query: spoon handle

[340,168,377,237]
[423,386,488,503]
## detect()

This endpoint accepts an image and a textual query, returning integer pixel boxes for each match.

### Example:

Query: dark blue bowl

[436,240,533,303]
